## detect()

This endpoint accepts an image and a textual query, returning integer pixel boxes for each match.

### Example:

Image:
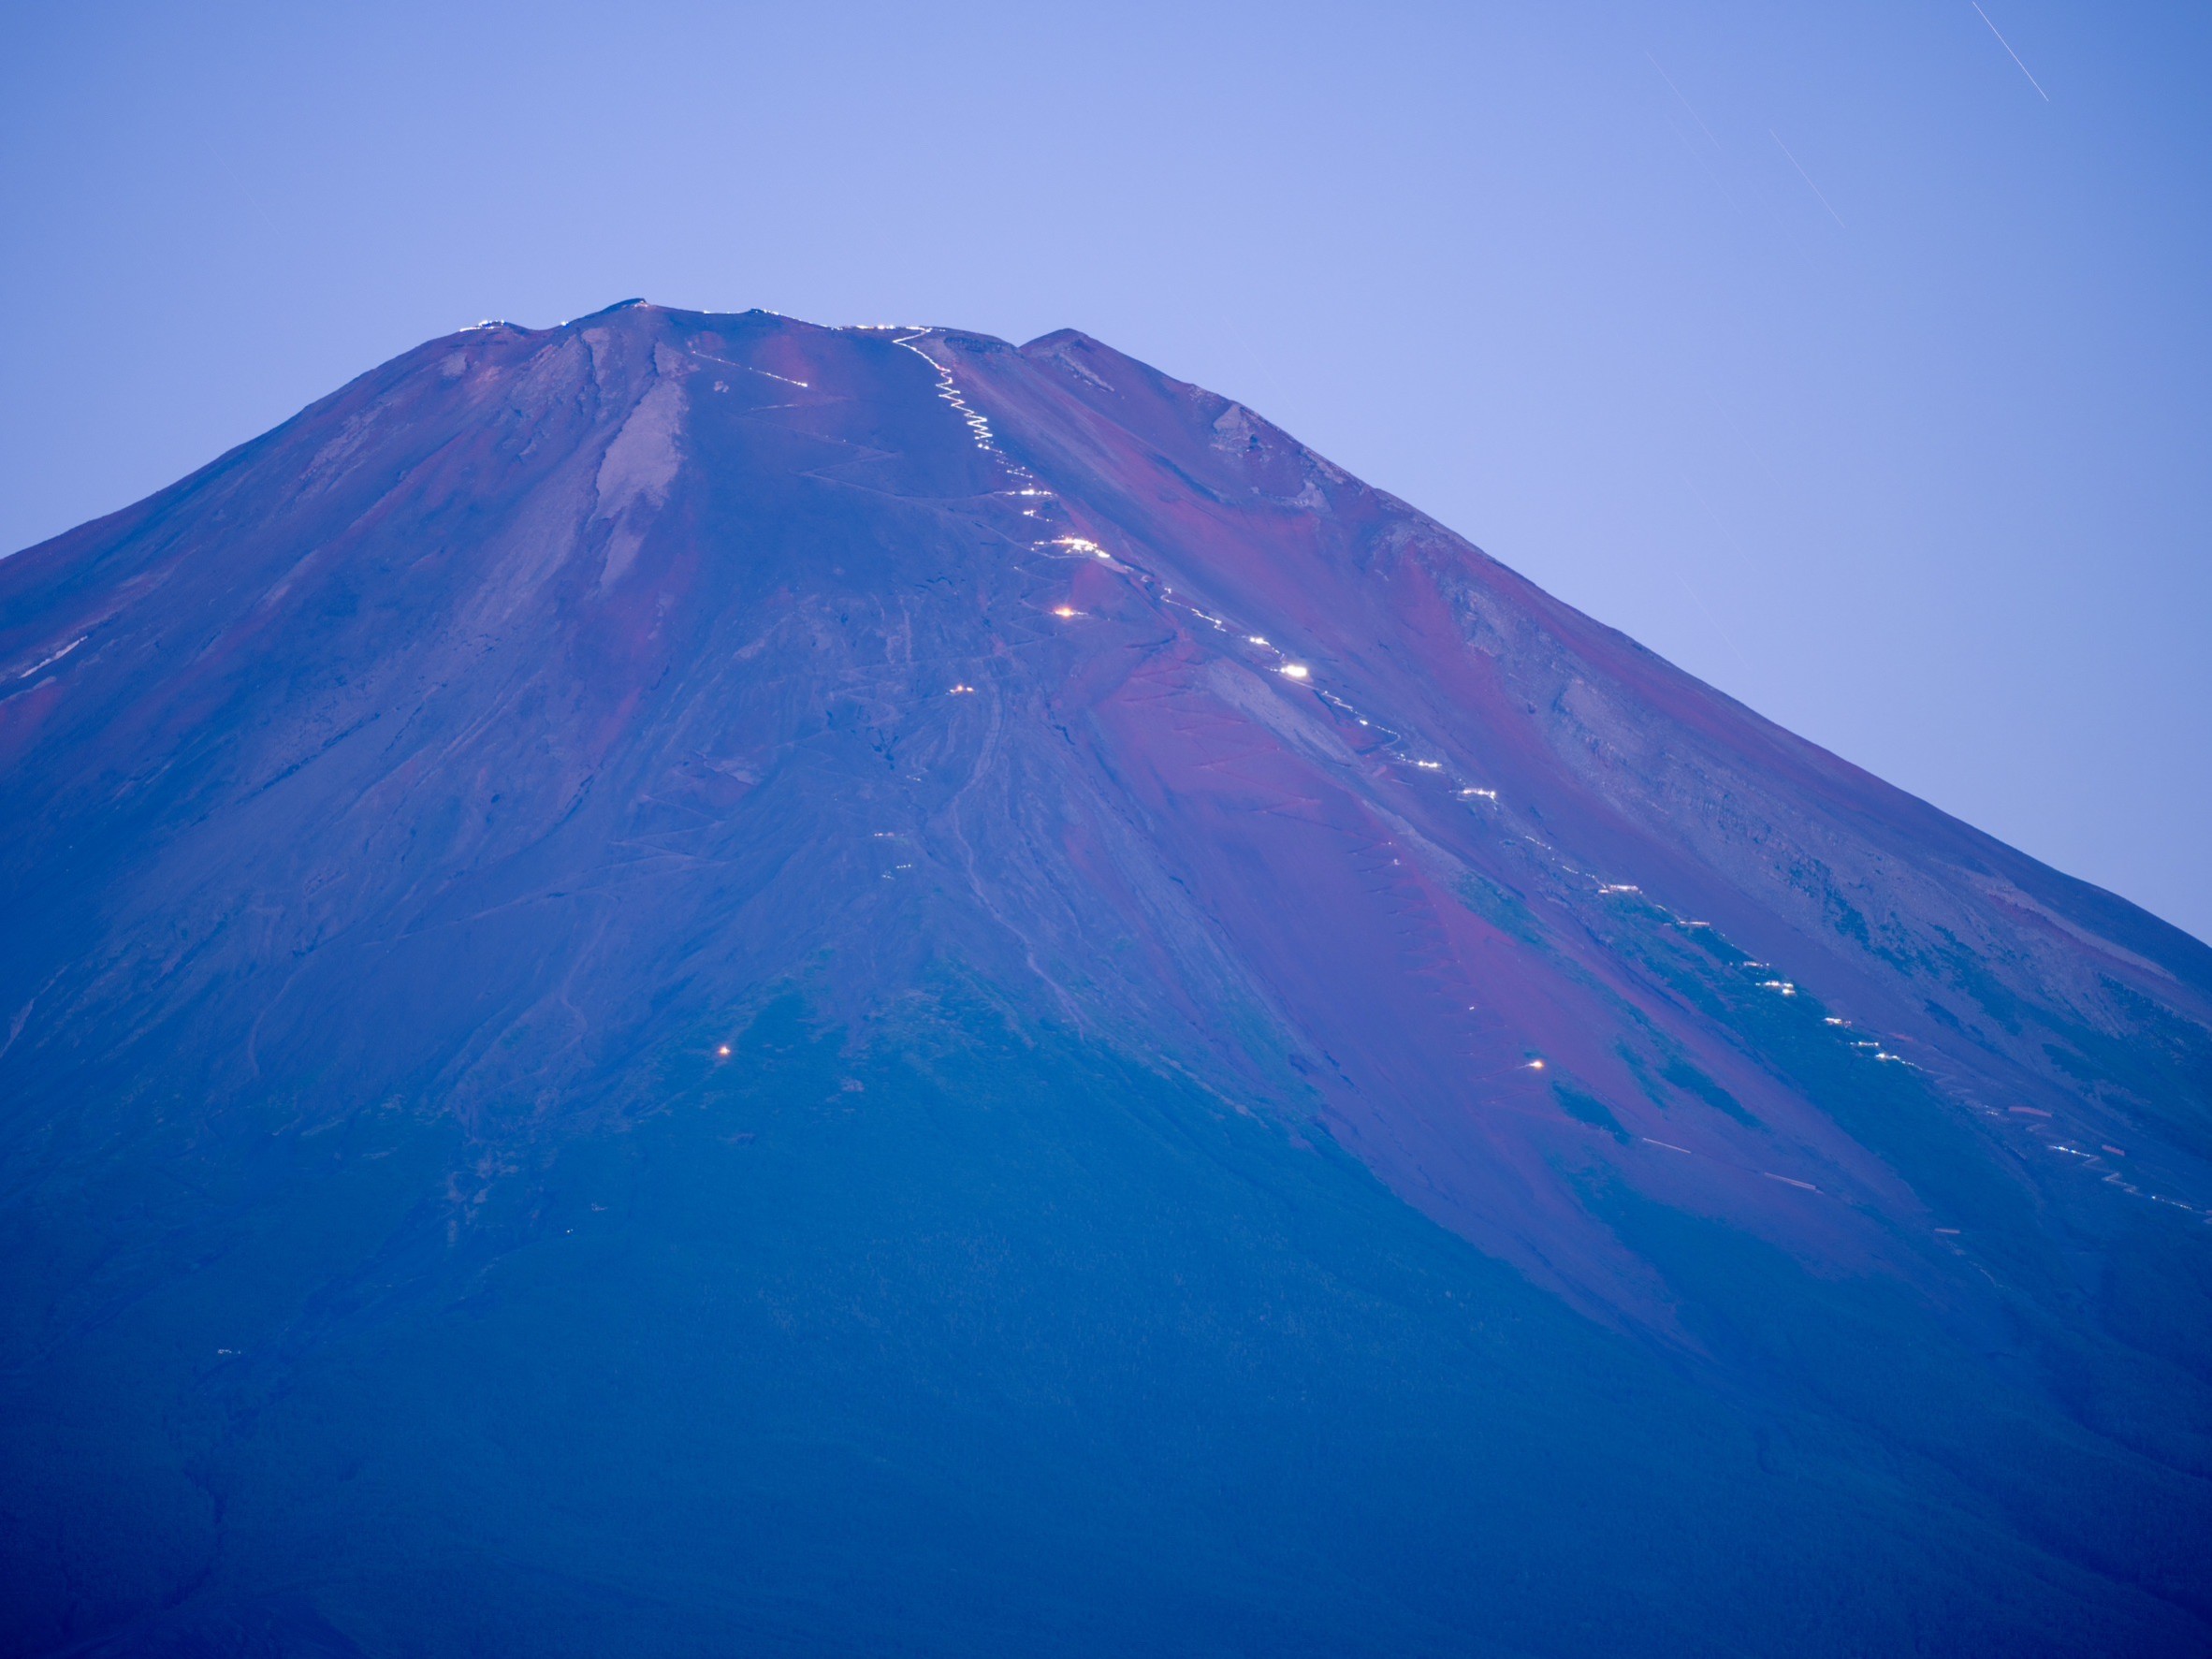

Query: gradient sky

[4,1,2206,939]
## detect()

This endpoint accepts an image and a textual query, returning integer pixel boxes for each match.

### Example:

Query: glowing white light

[1279,663,1310,680]
[1053,605,1077,618]
[1416,760,1443,771]
[1527,1058,1546,1070]
[18,635,87,680]
[1246,635,1270,647]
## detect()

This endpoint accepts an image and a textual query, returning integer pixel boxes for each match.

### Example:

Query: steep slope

[2,302,2209,1656]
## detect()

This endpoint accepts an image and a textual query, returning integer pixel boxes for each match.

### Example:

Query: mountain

[3,300,2210,1656]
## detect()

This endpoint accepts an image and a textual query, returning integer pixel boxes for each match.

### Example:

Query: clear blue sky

[4,1,2206,940]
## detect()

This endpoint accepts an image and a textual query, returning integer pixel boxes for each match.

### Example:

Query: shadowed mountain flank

[3,303,2210,1656]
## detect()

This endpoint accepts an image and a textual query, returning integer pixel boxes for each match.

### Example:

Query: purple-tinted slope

[934,322,2212,1309]
[3,302,2211,1653]
[4,301,2209,1316]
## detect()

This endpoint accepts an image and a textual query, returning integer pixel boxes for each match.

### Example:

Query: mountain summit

[5,302,2211,1656]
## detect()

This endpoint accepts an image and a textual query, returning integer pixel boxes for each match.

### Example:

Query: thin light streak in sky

[1676,474,1758,680]
[1769,130,1846,228]
[1644,51,1722,153]
[1673,572,1754,680]
[1971,3,2051,102]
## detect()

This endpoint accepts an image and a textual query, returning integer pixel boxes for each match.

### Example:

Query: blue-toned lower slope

[4,989,2203,1656]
